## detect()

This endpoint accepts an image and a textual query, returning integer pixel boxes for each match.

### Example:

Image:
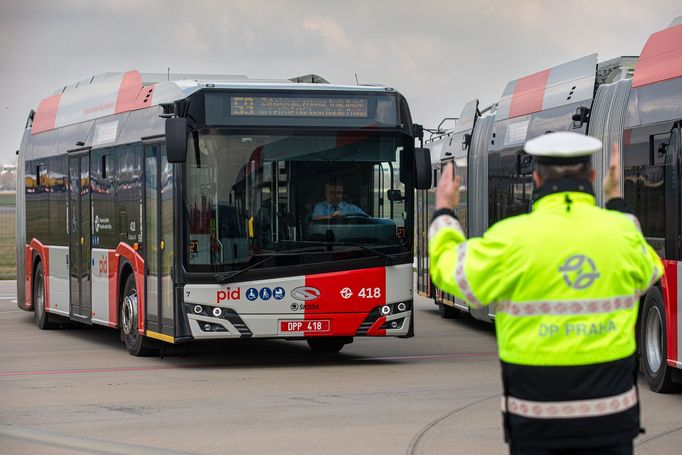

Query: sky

[0,0,678,165]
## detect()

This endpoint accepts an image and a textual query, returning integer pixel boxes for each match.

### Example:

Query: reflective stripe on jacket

[428,188,664,448]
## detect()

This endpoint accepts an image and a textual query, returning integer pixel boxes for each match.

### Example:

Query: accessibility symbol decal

[273,287,285,300]
[246,288,259,301]
[259,287,272,300]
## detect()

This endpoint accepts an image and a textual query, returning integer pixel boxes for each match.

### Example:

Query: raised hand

[436,162,462,210]
[604,142,622,200]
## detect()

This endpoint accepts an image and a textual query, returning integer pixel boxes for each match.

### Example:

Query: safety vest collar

[532,188,596,212]
[532,178,595,211]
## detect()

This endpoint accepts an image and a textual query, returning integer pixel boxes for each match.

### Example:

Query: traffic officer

[429,132,663,454]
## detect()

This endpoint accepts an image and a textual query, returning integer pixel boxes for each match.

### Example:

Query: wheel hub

[645,306,663,373]
[35,274,45,320]
[122,293,138,336]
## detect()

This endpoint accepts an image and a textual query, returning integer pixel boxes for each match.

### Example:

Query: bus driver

[312,181,366,220]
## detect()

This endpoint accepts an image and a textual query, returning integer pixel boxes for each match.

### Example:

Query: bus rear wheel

[439,301,461,319]
[435,290,461,319]
[34,262,57,330]
[640,288,681,393]
[307,337,351,353]
[120,274,158,357]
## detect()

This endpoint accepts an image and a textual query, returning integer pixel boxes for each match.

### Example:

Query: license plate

[280,320,330,333]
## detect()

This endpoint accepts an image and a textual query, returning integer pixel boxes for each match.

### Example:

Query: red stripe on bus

[32,94,61,134]
[24,245,33,309]
[661,260,679,364]
[108,251,118,327]
[114,71,144,114]
[623,128,632,147]
[305,267,386,336]
[632,23,682,88]
[115,243,145,333]
[508,69,550,118]
[366,315,387,336]
[30,239,50,310]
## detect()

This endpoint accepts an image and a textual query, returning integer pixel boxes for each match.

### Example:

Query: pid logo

[216,287,241,303]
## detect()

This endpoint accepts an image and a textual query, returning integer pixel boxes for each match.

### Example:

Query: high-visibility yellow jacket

[429,186,663,449]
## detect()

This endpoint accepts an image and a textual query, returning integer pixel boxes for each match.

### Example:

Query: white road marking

[0,423,195,455]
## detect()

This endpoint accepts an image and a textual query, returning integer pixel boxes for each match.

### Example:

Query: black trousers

[509,442,633,455]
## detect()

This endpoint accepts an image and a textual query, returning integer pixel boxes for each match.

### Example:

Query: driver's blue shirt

[312,201,366,219]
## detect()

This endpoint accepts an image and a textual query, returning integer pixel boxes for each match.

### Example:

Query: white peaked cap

[524,132,602,158]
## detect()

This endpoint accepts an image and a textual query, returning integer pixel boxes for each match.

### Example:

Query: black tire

[307,337,350,353]
[439,301,461,319]
[34,262,57,330]
[434,289,461,319]
[640,287,681,393]
[120,274,158,357]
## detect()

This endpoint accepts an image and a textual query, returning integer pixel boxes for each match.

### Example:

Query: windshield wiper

[278,240,402,263]
[216,255,277,284]
[217,242,404,284]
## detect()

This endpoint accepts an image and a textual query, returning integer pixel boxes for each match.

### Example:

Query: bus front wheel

[34,262,57,330]
[640,287,681,393]
[120,274,158,357]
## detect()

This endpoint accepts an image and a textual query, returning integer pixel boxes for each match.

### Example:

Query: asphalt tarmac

[0,280,680,454]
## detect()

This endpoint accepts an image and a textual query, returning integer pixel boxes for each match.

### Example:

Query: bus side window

[119,211,128,239]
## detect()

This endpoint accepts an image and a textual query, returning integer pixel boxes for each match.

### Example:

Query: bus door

[68,152,91,322]
[665,125,681,260]
[144,143,175,337]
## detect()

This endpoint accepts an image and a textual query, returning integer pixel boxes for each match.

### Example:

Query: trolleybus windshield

[184,131,410,273]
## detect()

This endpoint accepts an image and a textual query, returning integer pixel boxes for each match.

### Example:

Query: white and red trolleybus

[16,72,431,355]
[417,17,682,392]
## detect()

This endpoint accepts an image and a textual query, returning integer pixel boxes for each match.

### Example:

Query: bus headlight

[212,307,223,317]
[381,305,391,315]
[194,305,203,314]
[397,302,407,312]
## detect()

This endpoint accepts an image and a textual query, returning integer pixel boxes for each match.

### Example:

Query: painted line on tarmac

[0,424,198,455]
[363,352,497,361]
[0,352,498,377]
[406,393,500,455]
[0,365,182,377]
[635,426,682,449]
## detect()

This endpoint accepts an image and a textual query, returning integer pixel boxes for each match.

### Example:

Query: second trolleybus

[417,17,682,392]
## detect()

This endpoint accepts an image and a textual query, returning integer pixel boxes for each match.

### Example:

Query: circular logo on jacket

[559,255,601,290]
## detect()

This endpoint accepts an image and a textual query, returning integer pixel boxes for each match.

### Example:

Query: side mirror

[572,106,590,129]
[518,153,534,175]
[414,147,432,190]
[387,189,403,202]
[166,117,189,163]
[462,133,472,150]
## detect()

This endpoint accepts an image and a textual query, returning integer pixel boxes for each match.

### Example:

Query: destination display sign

[230,96,369,118]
